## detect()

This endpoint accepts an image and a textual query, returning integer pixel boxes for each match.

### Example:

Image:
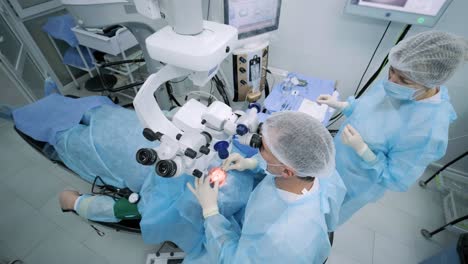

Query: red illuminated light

[209,167,227,186]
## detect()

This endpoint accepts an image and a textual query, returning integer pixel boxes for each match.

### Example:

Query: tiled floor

[0,119,460,264]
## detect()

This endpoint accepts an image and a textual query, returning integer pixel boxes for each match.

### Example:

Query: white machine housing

[145,21,237,86]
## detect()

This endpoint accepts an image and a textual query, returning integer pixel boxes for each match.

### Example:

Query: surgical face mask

[383,80,425,101]
[258,156,284,177]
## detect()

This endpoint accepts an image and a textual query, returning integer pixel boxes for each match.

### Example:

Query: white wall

[268,0,468,173]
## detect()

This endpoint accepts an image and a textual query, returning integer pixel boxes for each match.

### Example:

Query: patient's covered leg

[13,94,114,145]
[59,190,140,223]
[54,105,158,192]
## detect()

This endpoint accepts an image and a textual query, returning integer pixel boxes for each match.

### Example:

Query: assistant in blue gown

[335,80,456,225]
[329,31,466,225]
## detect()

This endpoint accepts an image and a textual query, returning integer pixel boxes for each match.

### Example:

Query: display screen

[356,0,448,16]
[224,0,281,39]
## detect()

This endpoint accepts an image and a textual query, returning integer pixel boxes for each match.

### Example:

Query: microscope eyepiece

[136,148,158,165]
[156,160,178,178]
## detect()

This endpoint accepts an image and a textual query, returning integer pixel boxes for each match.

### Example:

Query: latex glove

[187,176,220,219]
[341,124,376,162]
[316,94,349,110]
[222,153,258,171]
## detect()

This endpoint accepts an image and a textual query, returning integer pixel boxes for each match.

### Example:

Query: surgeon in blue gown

[317,31,467,225]
[187,112,346,263]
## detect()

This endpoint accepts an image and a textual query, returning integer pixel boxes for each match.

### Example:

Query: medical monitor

[224,0,282,40]
[344,0,453,27]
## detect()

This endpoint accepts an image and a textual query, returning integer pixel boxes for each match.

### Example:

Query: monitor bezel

[344,0,453,27]
[224,0,282,40]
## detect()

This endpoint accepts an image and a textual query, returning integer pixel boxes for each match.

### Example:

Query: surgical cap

[262,112,335,177]
[388,31,468,88]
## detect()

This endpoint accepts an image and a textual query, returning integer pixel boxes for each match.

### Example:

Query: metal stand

[47,35,97,89]
[419,151,468,188]
[421,215,468,239]
[419,150,468,239]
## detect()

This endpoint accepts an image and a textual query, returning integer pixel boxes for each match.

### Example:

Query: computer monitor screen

[224,0,281,40]
[357,0,448,16]
[345,0,452,27]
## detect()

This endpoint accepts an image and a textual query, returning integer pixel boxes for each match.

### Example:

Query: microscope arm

[133,64,191,141]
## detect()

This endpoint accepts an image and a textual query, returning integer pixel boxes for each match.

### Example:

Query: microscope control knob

[192,169,203,178]
[184,148,197,159]
[199,146,210,155]
[236,124,249,136]
[142,128,157,141]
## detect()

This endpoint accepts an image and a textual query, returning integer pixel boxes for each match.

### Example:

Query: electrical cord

[328,21,392,125]
[327,23,412,128]
[107,81,145,93]
[355,24,412,98]
[265,69,273,97]
[165,82,182,107]
[91,176,133,201]
[208,79,215,105]
[264,78,270,97]
[99,58,145,68]
[156,241,169,255]
[354,21,392,96]
[213,75,231,105]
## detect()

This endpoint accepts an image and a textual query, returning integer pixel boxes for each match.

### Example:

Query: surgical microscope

[61,0,263,181]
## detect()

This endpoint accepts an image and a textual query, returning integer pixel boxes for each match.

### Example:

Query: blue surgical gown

[201,171,346,264]
[335,80,457,225]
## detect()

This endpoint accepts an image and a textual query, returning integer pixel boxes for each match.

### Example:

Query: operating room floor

[0,120,458,264]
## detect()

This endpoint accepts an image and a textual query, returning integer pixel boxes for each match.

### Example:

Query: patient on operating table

[10,94,260,260]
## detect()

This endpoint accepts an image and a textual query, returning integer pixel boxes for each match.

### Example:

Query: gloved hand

[187,176,220,219]
[316,94,349,110]
[222,153,258,171]
[341,124,376,162]
[341,124,367,154]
